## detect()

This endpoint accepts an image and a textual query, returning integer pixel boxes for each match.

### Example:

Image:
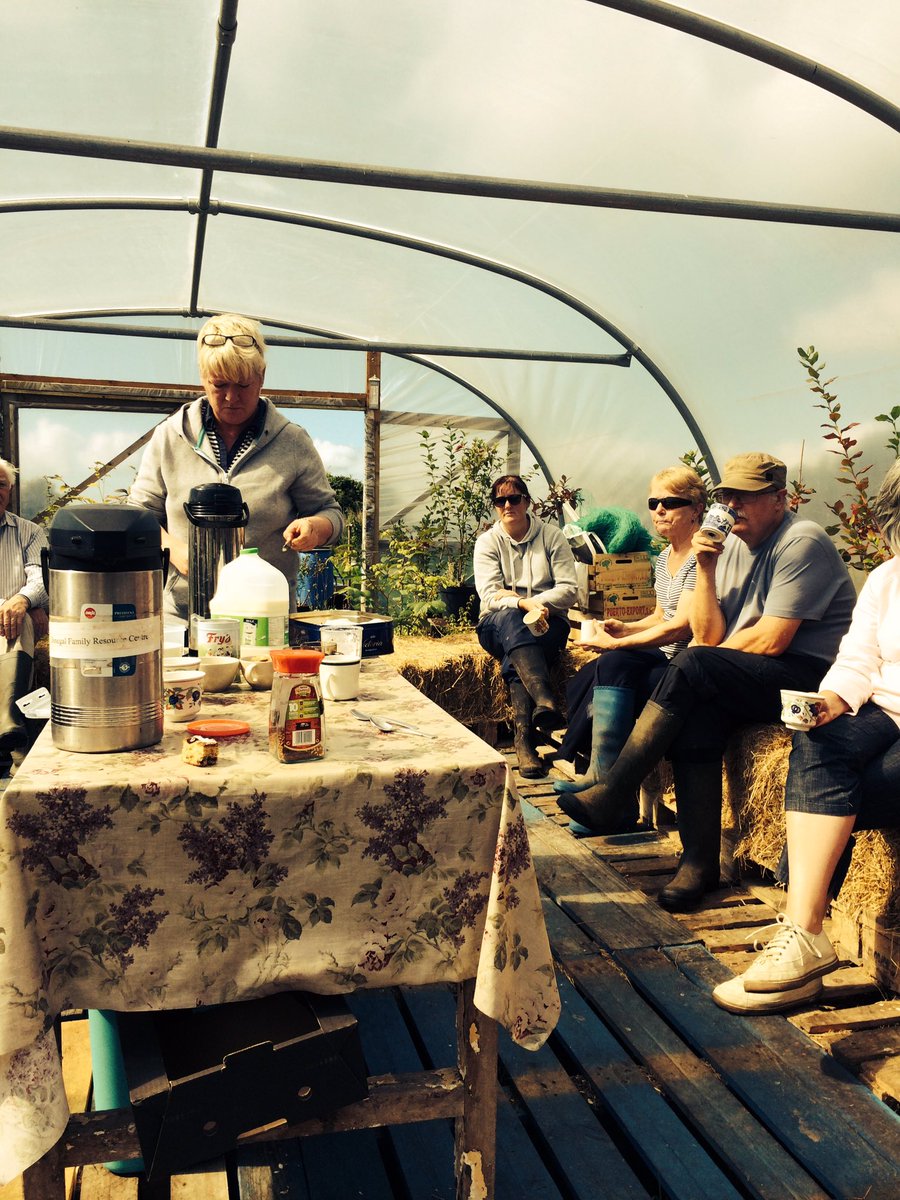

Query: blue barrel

[296,549,336,609]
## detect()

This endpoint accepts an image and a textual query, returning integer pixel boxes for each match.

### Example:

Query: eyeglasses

[201,333,259,349]
[647,496,693,511]
[493,494,526,507]
[712,487,779,504]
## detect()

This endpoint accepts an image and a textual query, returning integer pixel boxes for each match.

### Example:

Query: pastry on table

[181,734,218,767]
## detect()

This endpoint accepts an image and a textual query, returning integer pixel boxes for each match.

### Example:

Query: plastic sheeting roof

[3,0,900,521]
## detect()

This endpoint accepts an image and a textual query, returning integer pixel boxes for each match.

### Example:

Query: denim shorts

[784,702,900,818]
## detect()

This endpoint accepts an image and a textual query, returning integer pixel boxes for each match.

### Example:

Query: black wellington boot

[509,680,546,779]
[556,700,684,835]
[657,760,723,911]
[0,651,32,753]
[508,645,564,734]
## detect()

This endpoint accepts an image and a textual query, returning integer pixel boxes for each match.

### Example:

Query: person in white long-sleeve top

[0,458,49,768]
[474,474,578,779]
[713,458,900,1014]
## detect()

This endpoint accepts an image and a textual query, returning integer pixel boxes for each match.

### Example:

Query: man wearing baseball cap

[558,451,856,912]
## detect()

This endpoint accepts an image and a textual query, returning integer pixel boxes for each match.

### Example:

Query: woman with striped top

[554,465,707,825]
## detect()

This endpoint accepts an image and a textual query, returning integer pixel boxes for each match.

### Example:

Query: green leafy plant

[798,346,896,572]
[418,424,506,586]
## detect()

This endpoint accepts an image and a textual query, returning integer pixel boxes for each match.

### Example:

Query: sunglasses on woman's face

[493,494,526,507]
[647,496,693,511]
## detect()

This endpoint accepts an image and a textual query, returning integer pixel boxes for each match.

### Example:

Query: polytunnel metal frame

[2,0,900,526]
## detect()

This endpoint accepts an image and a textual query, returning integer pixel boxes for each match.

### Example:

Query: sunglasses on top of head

[493,494,526,507]
[647,496,693,511]
[202,333,259,349]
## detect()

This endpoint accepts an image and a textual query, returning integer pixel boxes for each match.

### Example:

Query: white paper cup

[523,609,549,637]
[700,502,737,543]
[162,670,203,722]
[580,619,597,642]
[780,689,824,731]
[320,657,361,701]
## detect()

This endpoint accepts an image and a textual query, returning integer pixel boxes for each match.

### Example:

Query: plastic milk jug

[209,548,289,649]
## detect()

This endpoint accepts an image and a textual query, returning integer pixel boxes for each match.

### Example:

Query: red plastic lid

[186,718,251,738]
[270,647,325,673]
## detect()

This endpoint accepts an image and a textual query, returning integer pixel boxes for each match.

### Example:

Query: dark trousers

[476,608,569,684]
[557,647,668,761]
[652,645,825,764]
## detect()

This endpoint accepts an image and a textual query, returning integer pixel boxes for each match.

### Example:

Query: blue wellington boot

[553,685,634,836]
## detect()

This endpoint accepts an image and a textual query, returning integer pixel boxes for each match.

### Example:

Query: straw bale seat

[391,631,594,742]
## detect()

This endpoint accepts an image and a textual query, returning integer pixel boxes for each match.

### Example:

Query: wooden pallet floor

[6,750,900,1200]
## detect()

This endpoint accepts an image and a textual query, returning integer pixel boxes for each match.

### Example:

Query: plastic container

[209,548,289,650]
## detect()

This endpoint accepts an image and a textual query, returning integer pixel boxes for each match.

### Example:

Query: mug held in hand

[700,502,737,543]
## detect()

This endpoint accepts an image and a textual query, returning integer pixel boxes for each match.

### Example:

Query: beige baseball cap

[714,452,787,493]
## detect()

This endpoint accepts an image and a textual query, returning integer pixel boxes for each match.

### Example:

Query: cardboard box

[590,550,653,586]
[601,586,657,621]
[116,991,368,1179]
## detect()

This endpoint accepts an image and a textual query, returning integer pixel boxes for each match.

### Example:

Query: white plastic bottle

[209,548,290,649]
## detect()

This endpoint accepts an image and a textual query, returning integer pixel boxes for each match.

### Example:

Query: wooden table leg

[21,1138,66,1200]
[454,979,498,1200]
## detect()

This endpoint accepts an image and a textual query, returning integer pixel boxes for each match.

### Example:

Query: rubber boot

[509,680,545,779]
[508,645,564,733]
[556,700,684,835]
[657,760,723,911]
[554,686,634,794]
[0,651,31,753]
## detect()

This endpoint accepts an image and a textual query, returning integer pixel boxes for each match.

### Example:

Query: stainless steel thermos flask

[44,505,168,752]
[184,483,248,653]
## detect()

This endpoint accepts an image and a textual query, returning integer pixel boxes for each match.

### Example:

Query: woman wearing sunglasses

[554,466,706,826]
[474,475,578,778]
[130,314,343,620]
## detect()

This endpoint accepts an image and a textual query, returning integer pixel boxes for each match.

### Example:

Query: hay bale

[838,830,900,921]
[391,632,593,725]
[725,724,792,875]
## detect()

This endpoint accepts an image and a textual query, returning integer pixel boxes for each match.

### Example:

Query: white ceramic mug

[780,689,824,731]
[320,657,361,701]
[240,654,274,690]
[162,670,203,722]
[700,502,737,543]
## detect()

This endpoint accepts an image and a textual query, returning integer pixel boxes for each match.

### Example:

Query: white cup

[240,653,274,690]
[700,502,737,543]
[523,609,549,637]
[320,656,361,701]
[780,689,825,731]
[162,670,204,722]
[580,618,597,642]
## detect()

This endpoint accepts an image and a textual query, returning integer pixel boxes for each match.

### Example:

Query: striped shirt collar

[200,398,266,470]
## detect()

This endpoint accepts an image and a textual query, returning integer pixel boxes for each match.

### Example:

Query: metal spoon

[351,708,394,732]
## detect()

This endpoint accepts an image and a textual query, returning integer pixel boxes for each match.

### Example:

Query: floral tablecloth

[0,659,559,1183]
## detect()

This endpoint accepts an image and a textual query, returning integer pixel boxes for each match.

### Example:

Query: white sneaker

[712,973,824,1014]
[741,913,839,993]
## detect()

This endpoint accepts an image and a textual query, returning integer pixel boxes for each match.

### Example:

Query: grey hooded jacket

[129,396,343,618]
[473,513,577,620]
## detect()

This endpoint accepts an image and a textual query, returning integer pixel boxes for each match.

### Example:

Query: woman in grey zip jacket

[129,314,343,621]
[474,474,578,778]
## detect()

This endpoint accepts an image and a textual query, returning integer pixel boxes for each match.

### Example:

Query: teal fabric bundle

[576,506,653,553]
